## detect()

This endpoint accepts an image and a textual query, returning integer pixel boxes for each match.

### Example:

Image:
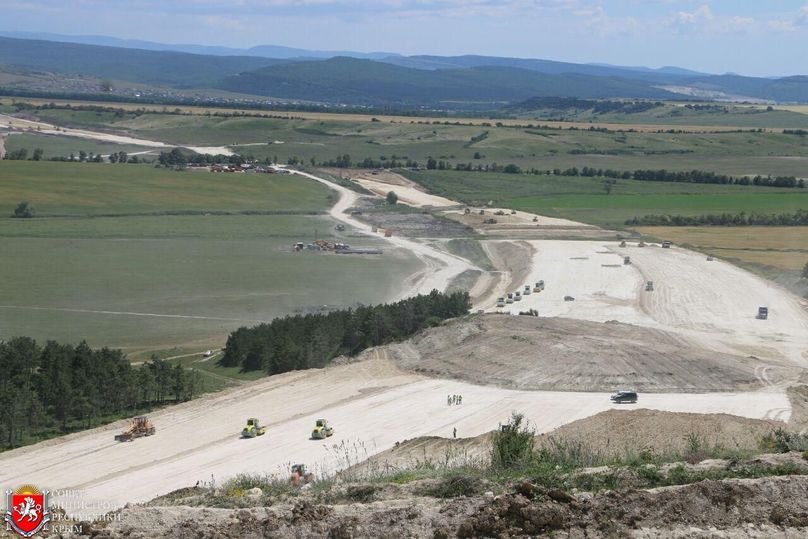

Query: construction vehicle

[624,256,631,265]
[523,285,531,295]
[464,207,471,215]
[662,241,673,248]
[385,229,393,237]
[532,216,538,222]
[619,241,627,247]
[114,416,155,442]
[496,297,506,308]
[241,418,267,438]
[514,291,522,301]
[335,224,345,232]
[564,295,575,302]
[535,280,545,292]
[757,307,769,320]
[506,293,514,304]
[638,241,646,248]
[707,256,714,261]
[483,218,497,224]
[510,209,516,215]
[311,419,334,439]
[645,281,654,292]
[494,210,506,216]
[290,464,314,486]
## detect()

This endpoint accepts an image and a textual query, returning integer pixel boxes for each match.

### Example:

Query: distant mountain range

[0,34,807,107]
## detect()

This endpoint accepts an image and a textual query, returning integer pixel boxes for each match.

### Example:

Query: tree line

[0,338,203,449]
[626,209,808,226]
[219,291,471,374]
[3,147,141,164]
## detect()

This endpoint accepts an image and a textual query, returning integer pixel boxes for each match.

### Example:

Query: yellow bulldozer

[311,418,334,440]
[241,418,267,438]
[114,416,156,442]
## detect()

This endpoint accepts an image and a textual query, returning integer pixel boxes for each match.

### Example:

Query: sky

[3,0,808,76]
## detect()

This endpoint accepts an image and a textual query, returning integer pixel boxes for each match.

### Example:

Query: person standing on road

[453,427,457,438]
[447,395,452,406]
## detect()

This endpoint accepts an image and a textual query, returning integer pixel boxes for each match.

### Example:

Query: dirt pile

[66,474,808,538]
[538,409,783,458]
[386,314,791,392]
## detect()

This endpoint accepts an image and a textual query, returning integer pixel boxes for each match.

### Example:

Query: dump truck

[115,416,155,442]
[494,210,506,216]
[514,291,522,301]
[624,256,631,265]
[523,285,531,295]
[757,307,769,320]
[241,418,267,438]
[496,297,506,308]
[645,281,654,292]
[311,419,334,440]
[290,464,314,486]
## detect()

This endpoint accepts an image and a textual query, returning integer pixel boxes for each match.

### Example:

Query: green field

[0,162,422,358]
[14,106,808,177]
[403,169,808,228]
[3,133,151,160]
[0,161,332,215]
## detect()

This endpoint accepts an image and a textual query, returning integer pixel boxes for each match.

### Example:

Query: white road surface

[0,358,790,511]
[0,114,233,156]
[490,240,808,367]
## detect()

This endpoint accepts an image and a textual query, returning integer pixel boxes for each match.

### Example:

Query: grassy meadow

[0,161,422,359]
[403,169,808,228]
[8,102,808,177]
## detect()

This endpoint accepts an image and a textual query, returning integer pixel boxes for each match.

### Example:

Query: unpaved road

[287,168,477,296]
[489,240,808,367]
[0,113,233,155]
[0,356,789,510]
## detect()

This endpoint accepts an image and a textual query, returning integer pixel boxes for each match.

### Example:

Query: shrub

[12,201,36,218]
[491,413,535,469]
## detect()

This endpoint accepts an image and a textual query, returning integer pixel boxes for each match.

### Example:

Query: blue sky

[3,1,808,76]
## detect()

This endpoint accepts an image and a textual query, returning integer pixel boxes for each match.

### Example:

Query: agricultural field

[6,101,808,177]
[403,169,808,228]
[0,162,422,359]
[3,132,151,159]
[635,226,808,273]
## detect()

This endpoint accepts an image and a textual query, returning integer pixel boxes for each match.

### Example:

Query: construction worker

[458,395,462,405]
[453,427,457,438]
[447,395,452,406]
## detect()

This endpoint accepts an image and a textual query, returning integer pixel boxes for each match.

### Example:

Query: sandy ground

[445,207,591,229]
[0,113,233,155]
[352,177,458,208]
[488,240,808,368]
[383,315,798,395]
[285,167,477,297]
[0,132,6,159]
[0,355,790,510]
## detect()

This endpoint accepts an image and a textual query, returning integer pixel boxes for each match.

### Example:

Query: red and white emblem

[4,485,50,538]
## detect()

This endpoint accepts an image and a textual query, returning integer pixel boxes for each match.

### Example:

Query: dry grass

[635,226,808,271]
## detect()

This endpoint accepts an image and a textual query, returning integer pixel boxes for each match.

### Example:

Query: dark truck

[757,307,769,320]
[610,390,638,404]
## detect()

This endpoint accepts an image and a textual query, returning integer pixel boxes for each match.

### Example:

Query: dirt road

[0,114,233,155]
[0,356,788,509]
[287,168,477,296]
[489,240,808,367]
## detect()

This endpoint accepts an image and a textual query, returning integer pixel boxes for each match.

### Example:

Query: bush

[12,201,36,218]
[491,413,535,469]
[386,191,398,205]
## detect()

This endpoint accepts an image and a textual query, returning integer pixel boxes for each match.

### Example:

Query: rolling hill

[1,35,808,107]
